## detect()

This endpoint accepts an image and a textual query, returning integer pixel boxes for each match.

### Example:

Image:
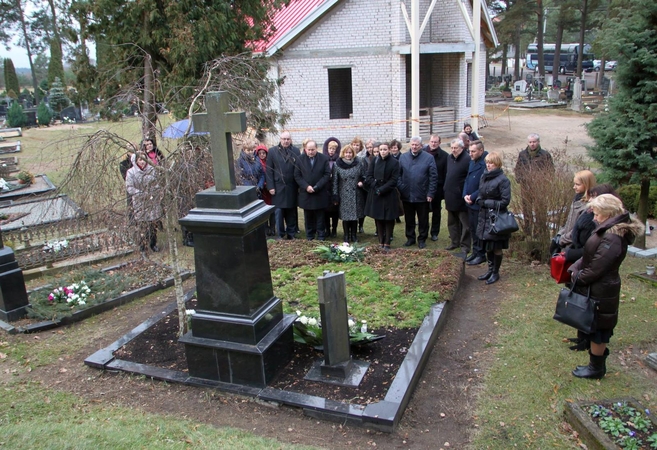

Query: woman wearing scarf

[323,137,341,238]
[332,144,366,243]
[364,142,400,251]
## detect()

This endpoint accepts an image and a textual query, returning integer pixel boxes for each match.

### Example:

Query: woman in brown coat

[568,194,643,379]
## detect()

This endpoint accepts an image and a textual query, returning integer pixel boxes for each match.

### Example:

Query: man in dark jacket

[423,135,449,241]
[463,140,488,265]
[266,131,300,239]
[514,133,554,231]
[444,138,471,256]
[294,140,330,240]
[397,137,438,249]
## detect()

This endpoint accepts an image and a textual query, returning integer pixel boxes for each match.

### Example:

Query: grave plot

[0,141,21,154]
[0,174,56,201]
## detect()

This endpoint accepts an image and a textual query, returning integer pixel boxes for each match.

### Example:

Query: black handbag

[489,203,519,235]
[553,276,598,333]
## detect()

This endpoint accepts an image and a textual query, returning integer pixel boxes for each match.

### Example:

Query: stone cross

[192,91,247,191]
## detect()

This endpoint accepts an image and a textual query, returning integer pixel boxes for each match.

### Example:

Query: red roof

[251,0,330,54]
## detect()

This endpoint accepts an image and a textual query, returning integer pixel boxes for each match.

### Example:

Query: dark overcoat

[462,151,488,211]
[364,155,400,221]
[444,150,470,212]
[265,144,299,208]
[475,168,512,241]
[294,152,330,210]
[397,150,437,203]
[569,213,642,331]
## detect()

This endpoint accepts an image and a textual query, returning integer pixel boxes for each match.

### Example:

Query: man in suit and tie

[294,140,331,240]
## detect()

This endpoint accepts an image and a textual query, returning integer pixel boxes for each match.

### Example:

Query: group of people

[550,170,643,379]
[121,138,165,253]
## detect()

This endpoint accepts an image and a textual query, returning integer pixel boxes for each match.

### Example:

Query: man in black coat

[463,140,488,265]
[444,138,471,256]
[266,131,300,239]
[423,134,449,241]
[397,136,438,249]
[294,140,330,240]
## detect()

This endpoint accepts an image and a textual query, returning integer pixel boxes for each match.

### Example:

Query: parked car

[605,60,617,71]
[593,60,601,72]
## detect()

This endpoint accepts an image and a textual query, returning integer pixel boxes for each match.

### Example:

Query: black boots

[477,252,494,280]
[572,348,609,379]
[486,254,503,285]
[568,330,591,351]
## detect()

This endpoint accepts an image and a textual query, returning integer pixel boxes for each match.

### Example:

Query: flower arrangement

[43,239,69,253]
[513,96,524,102]
[587,401,657,448]
[293,311,384,348]
[313,242,366,263]
[47,281,92,307]
[0,178,9,191]
[17,170,35,185]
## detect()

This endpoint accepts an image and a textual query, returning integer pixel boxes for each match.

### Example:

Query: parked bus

[526,43,594,74]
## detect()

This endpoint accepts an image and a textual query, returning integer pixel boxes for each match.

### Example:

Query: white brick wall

[267,0,489,146]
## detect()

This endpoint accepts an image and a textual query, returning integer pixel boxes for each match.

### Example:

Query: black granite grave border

[84,264,465,433]
[0,268,193,335]
[564,397,657,450]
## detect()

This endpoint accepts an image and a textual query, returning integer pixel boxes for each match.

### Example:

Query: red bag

[550,252,572,284]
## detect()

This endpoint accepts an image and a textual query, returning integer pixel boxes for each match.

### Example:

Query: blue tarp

[162,119,209,138]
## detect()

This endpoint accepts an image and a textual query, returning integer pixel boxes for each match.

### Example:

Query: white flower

[296,310,302,316]
[308,318,318,326]
[186,309,196,316]
[78,300,86,306]
[299,316,309,325]
[348,319,355,327]
[337,243,353,253]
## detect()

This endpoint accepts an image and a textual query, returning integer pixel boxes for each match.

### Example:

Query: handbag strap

[569,273,591,298]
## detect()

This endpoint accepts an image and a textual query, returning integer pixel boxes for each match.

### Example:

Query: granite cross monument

[179,91,295,387]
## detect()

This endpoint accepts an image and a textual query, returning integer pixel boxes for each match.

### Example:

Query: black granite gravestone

[178,92,294,388]
[0,228,29,322]
[304,271,369,387]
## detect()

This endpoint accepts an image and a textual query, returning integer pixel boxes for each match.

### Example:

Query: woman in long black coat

[364,142,400,250]
[475,151,512,285]
[567,194,642,379]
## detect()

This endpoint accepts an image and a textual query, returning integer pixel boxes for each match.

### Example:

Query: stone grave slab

[0,195,84,231]
[0,174,56,201]
[0,141,21,154]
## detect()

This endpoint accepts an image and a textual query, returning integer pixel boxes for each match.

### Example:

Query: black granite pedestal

[0,246,29,322]
[178,186,295,388]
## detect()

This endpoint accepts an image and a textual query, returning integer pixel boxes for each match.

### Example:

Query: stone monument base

[305,358,370,388]
[0,246,29,322]
[179,314,295,387]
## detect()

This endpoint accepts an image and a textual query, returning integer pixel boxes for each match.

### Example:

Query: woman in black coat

[567,194,642,379]
[562,184,620,351]
[364,142,400,250]
[475,151,512,285]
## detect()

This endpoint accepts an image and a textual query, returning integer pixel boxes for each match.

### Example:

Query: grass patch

[0,381,317,450]
[471,256,657,448]
[269,240,461,329]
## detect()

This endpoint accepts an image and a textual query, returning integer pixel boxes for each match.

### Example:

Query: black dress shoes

[404,239,416,247]
[418,241,426,249]
[466,255,486,265]
[431,234,438,241]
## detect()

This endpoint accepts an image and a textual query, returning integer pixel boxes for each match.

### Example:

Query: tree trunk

[634,178,650,249]
[15,0,39,104]
[553,23,564,86]
[514,25,522,80]
[502,44,508,76]
[577,0,588,78]
[536,1,545,79]
[142,54,157,140]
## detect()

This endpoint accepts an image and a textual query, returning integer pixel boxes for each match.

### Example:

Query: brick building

[253,0,498,145]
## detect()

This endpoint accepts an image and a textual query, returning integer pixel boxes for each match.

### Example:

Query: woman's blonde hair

[485,151,503,169]
[575,170,597,201]
[340,144,355,158]
[588,194,624,218]
[350,137,364,150]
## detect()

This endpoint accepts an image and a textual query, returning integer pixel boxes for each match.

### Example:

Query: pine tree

[37,101,53,126]
[47,36,65,85]
[48,77,70,114]
[7,101,26,127]
[3,59,20,96]
[586,0,657,249]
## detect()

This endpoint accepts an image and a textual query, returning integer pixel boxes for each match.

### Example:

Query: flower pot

[647,265,655,276]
